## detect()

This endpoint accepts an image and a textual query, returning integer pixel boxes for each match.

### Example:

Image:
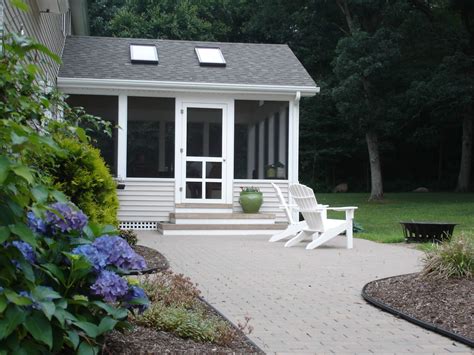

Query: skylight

[195,47,226,67]
[130,44,158,64]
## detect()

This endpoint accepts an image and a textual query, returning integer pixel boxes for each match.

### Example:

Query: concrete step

[170,212,276,225]
[158,222,287,236]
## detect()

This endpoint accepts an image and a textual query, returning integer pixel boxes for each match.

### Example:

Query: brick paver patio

[137,232,472,354]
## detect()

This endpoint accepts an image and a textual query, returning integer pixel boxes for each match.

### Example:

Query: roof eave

[57,77,320,97]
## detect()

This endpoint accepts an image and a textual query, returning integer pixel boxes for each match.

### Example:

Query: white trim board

[57,77,320,96]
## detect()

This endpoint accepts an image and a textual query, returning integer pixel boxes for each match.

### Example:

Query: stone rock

[413,187,429,192]
[333,183,348,193]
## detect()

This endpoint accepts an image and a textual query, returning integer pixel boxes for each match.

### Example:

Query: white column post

[117,94,128,180]
[268,114,275,165]
[159,120,166,172]
[258,120,265,179]
[288,95,300,221]
[247,125,256,179]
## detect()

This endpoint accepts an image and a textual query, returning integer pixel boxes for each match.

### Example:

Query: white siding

[233,180,289,223]
[117,180,175,222]
[3,0,68,83]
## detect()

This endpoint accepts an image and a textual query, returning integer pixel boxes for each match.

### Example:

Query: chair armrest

[326,206,358,211]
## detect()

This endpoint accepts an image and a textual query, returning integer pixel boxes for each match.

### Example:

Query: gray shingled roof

[59,36,317,88]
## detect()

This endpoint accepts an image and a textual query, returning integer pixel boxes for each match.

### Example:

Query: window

[66,95,119,176]
[130,44,158,64]
[234,100,289,180]
[127,97,175,178]
[195,47,226,66]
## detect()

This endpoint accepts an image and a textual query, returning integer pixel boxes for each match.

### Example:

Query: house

[3,0,320,235]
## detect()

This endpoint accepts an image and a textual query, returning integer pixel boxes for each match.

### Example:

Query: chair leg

[269,222,307,242]
[284,231,309,248]
[346,220,353,249]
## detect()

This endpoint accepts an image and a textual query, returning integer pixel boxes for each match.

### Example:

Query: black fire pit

[400,221,457,243]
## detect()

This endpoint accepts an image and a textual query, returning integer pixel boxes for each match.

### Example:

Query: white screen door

[182,104,227,203]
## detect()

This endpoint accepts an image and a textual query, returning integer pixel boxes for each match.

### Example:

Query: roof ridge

[66,35,290,47]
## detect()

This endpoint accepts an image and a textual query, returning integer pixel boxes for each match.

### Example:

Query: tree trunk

[456,114,473,192]
[366,131,383,200]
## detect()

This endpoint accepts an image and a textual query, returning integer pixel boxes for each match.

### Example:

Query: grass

[316,193,474,243]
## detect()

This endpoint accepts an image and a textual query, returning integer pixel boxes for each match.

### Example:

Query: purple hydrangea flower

[45,202,88,234]
[90,270,128,302]
[27,211,47,234]
[72,244,107,272]
[11,241,36,264]
[123,286,149,313]
[93,235,146,271]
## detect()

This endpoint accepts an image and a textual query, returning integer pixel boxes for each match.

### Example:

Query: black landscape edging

[198,296,264,354]
[361,275,474,348]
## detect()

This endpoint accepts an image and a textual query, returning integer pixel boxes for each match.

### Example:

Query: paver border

[361,274,474,348]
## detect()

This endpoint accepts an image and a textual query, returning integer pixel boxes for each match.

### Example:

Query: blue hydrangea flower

[93,235,146,271]
[123,286,149,313]
[45,202,88,234]
[72,244,107,272]
[12,241,36,264]
[27,211,47,234]
[90,270,128,302]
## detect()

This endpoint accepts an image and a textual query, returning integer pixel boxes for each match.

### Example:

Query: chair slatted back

[289,183,326,232]
[271,182,294,224]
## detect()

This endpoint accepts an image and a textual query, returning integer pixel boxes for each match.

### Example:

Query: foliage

[37,136,119,226]
[0,30,146,353]
[135,273,243,346]
[240,186,260,193]
[422,233,474,279]
[119,229,138,247]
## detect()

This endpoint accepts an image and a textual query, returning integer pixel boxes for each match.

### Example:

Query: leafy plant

[421,234,474,279]
[37,136,119,226]
[0,29,147,353]
[119,230,138,247]
[136,272,243,346]
[240,186,260,193]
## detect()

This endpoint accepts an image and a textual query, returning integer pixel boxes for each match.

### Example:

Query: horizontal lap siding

[233,181,289,223]
[3,0,66,83]
[117,180,175,222]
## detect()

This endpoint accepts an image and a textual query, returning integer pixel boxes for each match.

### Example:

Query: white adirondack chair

[268,183,307,242]
[285,183,357,250]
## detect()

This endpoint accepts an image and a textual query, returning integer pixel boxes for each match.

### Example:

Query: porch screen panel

[127,97,175,178]
[66,95,118,176]
[234,100,289,180]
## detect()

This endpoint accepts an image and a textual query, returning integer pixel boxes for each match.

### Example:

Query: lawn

[316,193,474,243]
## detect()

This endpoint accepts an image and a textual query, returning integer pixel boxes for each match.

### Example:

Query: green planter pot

[239,192,263,213]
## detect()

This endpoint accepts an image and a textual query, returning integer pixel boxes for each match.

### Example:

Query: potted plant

[239,186,263,213]
[266,164,277,178]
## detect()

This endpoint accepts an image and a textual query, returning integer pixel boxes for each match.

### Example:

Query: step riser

[175,208,234,213]
[170,218,275,225]
[158,229,280,236]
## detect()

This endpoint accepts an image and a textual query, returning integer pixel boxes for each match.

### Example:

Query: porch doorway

[181,103,228,203]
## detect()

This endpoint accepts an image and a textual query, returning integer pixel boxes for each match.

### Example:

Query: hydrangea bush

[0,30,148,353]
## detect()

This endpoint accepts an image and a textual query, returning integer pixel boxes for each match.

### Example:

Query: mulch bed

[364,273,474,341]
[104,323,262,354]
[105,245,262,354]
[133,245,169,272]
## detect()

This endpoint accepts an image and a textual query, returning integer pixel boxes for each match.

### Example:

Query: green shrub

[119,230,138,247]
[422,234,474,279]
[0,32,149,353]
[40,136,119,226]
[136,272,241,346]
